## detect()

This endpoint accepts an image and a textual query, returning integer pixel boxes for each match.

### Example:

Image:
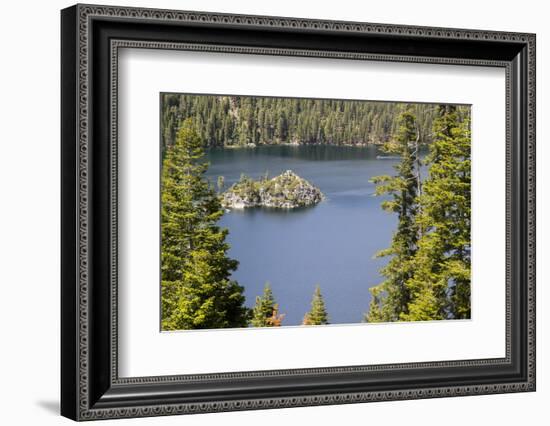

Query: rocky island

[221,170,325,209]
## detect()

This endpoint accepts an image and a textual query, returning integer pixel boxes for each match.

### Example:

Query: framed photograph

[61,4,536,421]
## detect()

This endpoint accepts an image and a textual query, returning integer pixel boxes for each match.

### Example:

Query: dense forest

[367,105,471,322]
[161,94,448,151]
[160,98,471,330]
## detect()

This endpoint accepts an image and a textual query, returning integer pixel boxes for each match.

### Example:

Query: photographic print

[160,94,471,331]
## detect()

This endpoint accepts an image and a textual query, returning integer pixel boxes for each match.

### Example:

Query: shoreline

[213,142,384,150]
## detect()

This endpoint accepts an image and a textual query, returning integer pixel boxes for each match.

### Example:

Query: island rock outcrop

[221,170,324,209]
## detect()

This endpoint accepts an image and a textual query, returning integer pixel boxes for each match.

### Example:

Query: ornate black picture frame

[61,4,536,421]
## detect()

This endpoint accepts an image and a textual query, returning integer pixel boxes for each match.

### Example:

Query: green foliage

[234,173,261,195]
[161,94,439,150]
[367,105,471,323]
[250,283,285,327]
[402,105,471,321]
[303,285,329,325]
[366,286,384,323]
[366,106,422,322]
[216,175,225,193]
[161,119,249,330]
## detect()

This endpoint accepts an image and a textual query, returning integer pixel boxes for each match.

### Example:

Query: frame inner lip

[109,39,513,385]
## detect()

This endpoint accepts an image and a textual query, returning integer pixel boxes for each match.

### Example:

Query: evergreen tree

[250,283,284,327]
[217,175,225,193]
[161,119,249,330]
[303,285,329,325]
[365,286,384,323]
[366,107,422,322]
[161,94,439,149]
[401,105,471,321]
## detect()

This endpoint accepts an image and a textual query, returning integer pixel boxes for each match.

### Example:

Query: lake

[205,145,398,326]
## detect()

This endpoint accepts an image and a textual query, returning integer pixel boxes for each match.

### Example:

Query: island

[220,170,325,209]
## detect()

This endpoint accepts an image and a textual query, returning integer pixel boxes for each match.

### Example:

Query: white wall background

[0,0,546,424]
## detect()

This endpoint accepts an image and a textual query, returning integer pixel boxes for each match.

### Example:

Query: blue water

[204,145,398,325]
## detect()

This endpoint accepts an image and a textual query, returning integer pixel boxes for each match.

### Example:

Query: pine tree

[161,119,249,330]
[250,283,284,327]
[303,285,329,325]
[401,105,471,321]
[366,107,422,322]
[161,94,439,149]
[365,286,384,323]
[217,175,225,193]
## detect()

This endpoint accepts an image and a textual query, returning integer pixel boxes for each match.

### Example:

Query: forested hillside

[161,94,453,150]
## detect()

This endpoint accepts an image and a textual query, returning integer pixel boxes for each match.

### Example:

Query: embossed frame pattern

[61,3,536,421]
